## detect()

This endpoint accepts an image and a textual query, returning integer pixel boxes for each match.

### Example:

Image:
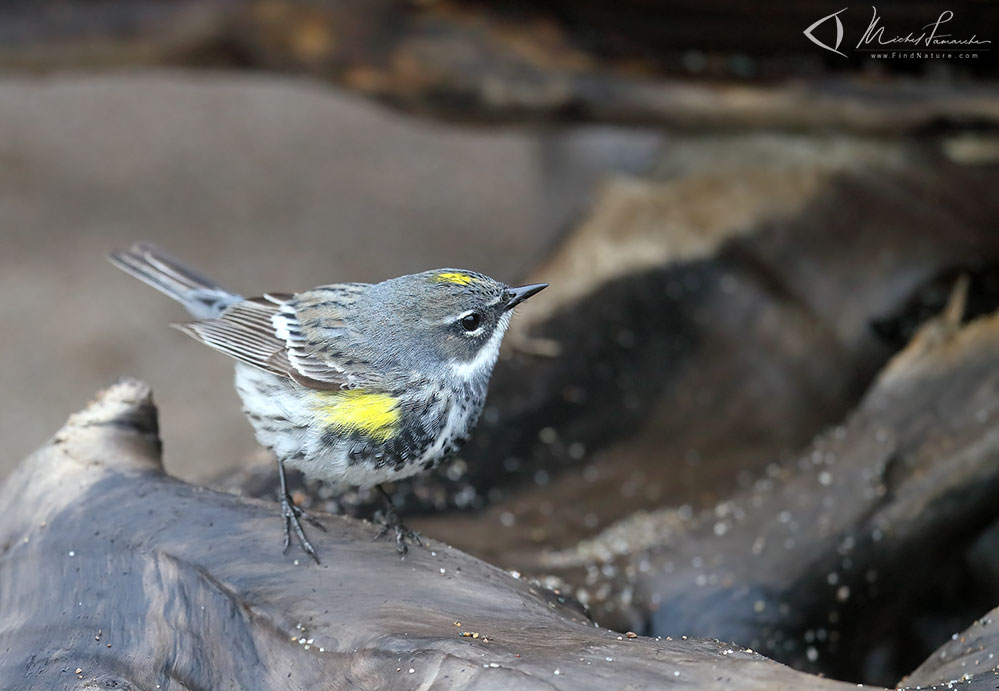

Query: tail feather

[109,243,239,319]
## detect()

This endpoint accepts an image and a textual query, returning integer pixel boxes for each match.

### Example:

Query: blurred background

[2,1,999,686]
[2,0,995,483]
[0,70,610,480]
[0,69,666,479]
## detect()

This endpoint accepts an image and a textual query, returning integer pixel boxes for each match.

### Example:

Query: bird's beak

[503,283,548,311]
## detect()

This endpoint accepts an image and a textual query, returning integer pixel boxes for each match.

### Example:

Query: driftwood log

[902,605,999,689]
[2,0,999,132]
[537,285,999,679]
[0,377,996,690]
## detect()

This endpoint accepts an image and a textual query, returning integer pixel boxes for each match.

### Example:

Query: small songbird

[109,244,546,562]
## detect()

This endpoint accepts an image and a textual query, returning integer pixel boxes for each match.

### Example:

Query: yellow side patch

[314,390,400,442]
[433,271,478,286]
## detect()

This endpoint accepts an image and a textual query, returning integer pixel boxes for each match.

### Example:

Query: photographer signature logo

[804,6,991,58]
[804,8,848,57]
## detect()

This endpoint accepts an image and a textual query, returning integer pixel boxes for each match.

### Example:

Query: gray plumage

[109,243,547,561]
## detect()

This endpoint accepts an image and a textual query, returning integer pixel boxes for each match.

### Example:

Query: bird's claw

[373,509,423,558]
[280,494,322,564]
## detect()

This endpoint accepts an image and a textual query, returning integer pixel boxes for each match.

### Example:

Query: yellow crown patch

[314,390,400,442]
[433,272,479,287]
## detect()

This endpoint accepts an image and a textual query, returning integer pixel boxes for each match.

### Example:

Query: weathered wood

[902,606,999,689]
[534,292,999,685]
[0,379,893,691]
[2,0,999,131]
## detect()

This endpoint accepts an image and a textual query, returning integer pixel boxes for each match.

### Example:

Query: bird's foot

[373,508,423,558]
[280,493,326,564]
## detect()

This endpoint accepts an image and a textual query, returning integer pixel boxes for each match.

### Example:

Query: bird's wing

[175,285,371,390]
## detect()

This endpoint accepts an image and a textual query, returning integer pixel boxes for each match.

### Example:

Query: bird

[109,243,547,563]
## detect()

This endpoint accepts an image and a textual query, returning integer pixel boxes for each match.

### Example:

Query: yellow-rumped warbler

[109,243,546,562]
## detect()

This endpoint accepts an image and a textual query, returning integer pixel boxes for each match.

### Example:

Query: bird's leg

[276,456,325,564]
[373,484,423,558]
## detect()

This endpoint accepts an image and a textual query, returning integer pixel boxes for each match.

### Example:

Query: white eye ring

[458,311,484,336]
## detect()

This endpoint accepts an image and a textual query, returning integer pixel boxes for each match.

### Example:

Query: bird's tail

[108,243,240,319]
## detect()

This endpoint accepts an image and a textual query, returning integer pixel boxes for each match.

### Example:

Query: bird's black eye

[460,313,481,331]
